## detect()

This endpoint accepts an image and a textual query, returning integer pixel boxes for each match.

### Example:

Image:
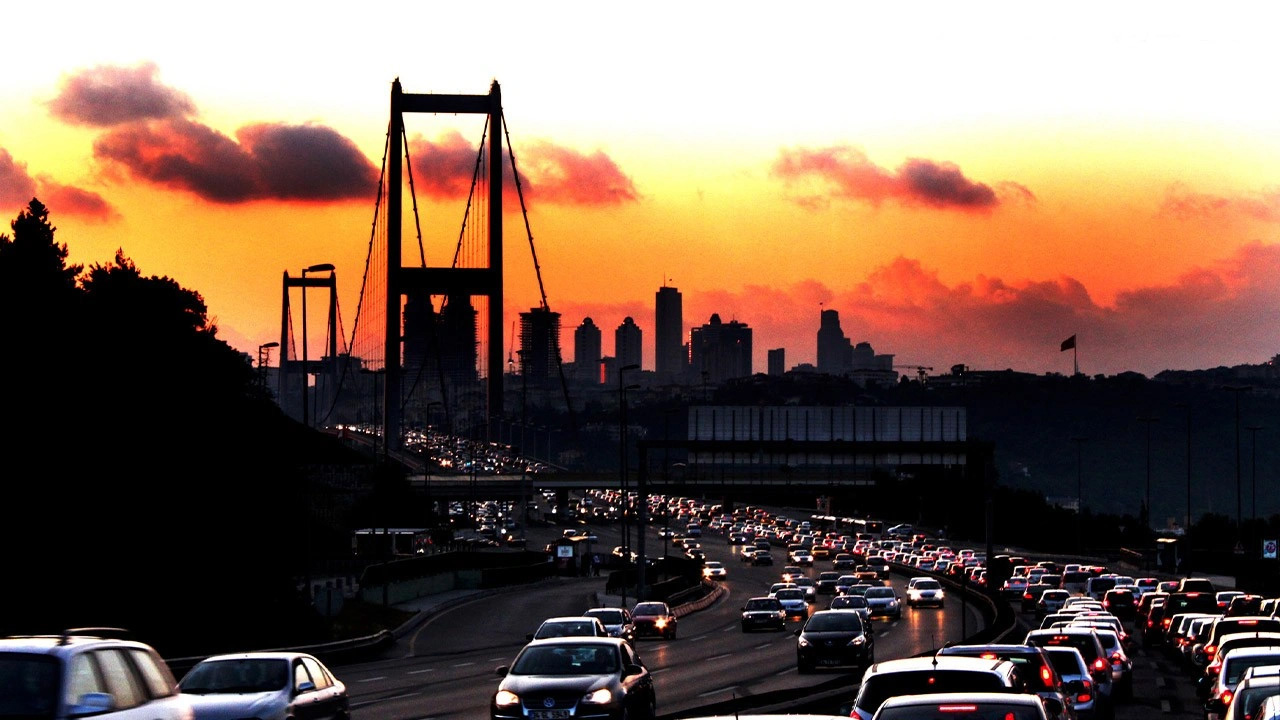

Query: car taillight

[1041,666,1053,685]
[1206,644,1218,658]
[938,706,978,712]
[1163,618,1172,629]
[1077,678,1093,704]
[1111,652,1123,663]
[1093,657,1108,672]
[1222,690,1235,706]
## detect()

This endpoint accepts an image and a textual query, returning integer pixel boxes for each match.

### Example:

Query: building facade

[519,306,562,382]
[573,317,602,385]
[689,313,752,384]
[615,316,643,371]
[655,285,685,381]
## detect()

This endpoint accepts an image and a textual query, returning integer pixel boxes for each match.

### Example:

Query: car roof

[865,655,1013,675]
[195,651,313,662]
[524,636,630,648]
[878,692,1044,707]
[0,631,157,656]
[540,616,602,624]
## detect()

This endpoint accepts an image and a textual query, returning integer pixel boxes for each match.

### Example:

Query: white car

[703,560,728,580]
[774,588,810,619]
[179,652,349,720]
[906,578,945,608]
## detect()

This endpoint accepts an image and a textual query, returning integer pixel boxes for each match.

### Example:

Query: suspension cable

[501,109,549,311]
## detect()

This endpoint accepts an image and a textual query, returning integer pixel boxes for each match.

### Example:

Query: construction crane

[893,365,934,384]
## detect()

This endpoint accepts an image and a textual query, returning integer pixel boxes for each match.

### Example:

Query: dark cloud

[407,133,639,207]
[48,62,196,127]
[93,118,377,203]
[771,145,1025,213]
[0,148,117,220]
[1160,182,1280,222]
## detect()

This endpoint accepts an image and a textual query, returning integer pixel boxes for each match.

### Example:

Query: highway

[332,517,981,720]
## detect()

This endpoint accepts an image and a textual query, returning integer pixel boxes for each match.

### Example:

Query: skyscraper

[615,316,643,371]
[655,284,685,381]
[519,306,562,382]
[817,308,853,375]
[689,313,752,384]
[574,317,602,384]
[768,348,785,376]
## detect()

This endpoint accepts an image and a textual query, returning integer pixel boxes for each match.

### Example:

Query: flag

[1060,335,1076,352]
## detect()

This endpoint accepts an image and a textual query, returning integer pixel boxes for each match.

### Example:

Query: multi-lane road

[333,518,981,720]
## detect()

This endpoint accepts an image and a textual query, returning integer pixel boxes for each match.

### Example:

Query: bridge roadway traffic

[334,520,981,720]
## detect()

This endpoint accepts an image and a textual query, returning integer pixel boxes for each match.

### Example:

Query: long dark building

[519,306,562,382]
[690,313,752,384]
[655,284,685,381]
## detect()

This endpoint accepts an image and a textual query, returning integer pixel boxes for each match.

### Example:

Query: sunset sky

[4,2,1279,378]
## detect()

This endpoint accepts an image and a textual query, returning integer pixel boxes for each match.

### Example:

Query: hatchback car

[702,561,728,580]
[775,588,810,619]
[871,692,1050,720]
[530,616,610,641]
[1024,628,1114,703]
[583,608,637,644]
[178,652,348,720]
[631,602,678,640]
[850,655,1026,720]
[0,629,192,720]
[796,609,874,673]
[1042,645,1100,719]
[492,637,655,720]
[935,643,1071,720]
[906,579,945,609]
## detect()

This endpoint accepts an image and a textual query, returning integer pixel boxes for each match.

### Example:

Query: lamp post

[1072,436,1087,553]
[1137,415,1159,531]
[618,363,640,607]
[1174,402,1192,540]
[1248,425,1263,526]
[1225,385,1251,546]
[257,341,279,393]
[300,263,334,427]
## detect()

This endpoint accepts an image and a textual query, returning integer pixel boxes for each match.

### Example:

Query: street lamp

[301,263,335,428]
[1072,436,1087,553]
[618,363,640,607]
[1225,385,1251,546]
[258,341,279,393]
[1137,415,1159,531]
[1248,425,1263,526]
[1174,402,1192,540]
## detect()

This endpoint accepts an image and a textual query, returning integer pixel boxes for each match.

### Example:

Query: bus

[808,515,885,541]
[852,518,885,541]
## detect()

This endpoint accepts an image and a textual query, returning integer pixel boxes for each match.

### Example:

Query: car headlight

[655,617,669,628]
[848,635,866,646]
[582,688,613,704]
[797,637,811,647]
[495,690,520,707]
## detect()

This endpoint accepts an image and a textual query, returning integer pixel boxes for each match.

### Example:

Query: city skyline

[4,3,1280,377]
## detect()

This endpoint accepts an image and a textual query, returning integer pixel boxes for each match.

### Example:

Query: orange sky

[3,3,1279,377]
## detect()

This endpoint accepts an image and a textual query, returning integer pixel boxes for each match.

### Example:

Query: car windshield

[587,610,624,625]
[866,588,894,598]
[179,658,290,694]
[745,598,781,611]
[511,645,618,675]
[535,621,597,638]
[776,590,805,601]
[1226,656,1280,686]
[832,596,869,609]
[805,613,864,633]
[914,581,941,590]
[858,671,1012,714]
[0,654,59,718]
[633,603,667,615]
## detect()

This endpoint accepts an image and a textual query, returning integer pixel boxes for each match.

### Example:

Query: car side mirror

[624,663,644,677]
[795,629,803,636]
[496,666,509,677]
[526,633,534,641]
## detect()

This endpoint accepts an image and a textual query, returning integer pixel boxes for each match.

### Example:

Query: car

[870,692,1051,720]
[178,651,348,720]
[0,629,193,720]
[631,601,678,640]
[1085,628,1133,700]
[769,582,799,597]
[1024,628,1115,703]
[1041,645,1101,719]
[817,571,842,594]
[781,565,808,583]
[492,637,655,720]
[775,588,810,619]
[1222,666,1280,720]
[529,616,610,641]
[702,560,728,580]
[583,608,637,644]
[796,609,875,673]
[1022,583,1057,613]
[829,593,872,622]
[863,586,903,619]
[906,578,945,608]
[752,551,775,566]
[1204,645,1280,720]
[740,546,758,562]
[849,655,1027,720]
[935,643,1071,720]
[793,576,819,603]
[742,596,788,631]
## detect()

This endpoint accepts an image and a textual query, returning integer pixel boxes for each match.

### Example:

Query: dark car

[492,638,655,720]
[796,609,874,673]
[631,601,678,640]
[1022,583,1056,613]
[583,608,637,644]
[936,643,1071,720]
[1102,588,1137,621]
[741,596,787,631]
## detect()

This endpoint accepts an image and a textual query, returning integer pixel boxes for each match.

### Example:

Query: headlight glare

[495,690,520,707]
[797,637,811,647]
[582,688,613,704]
[849,635,866,646]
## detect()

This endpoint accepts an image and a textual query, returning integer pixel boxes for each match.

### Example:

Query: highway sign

[1264,539,1277,559]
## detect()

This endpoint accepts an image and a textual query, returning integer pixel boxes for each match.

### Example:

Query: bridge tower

[384,79,504,456]
[278,269,338,424]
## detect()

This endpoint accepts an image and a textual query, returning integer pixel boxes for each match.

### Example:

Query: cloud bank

[771,145,1033,212]
[0,148,116,220]
[48,62,196,127]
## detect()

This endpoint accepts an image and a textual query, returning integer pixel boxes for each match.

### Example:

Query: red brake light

[1207,645,1218,658]
[1223,690,1235,706]
[938,706,978,713]
[1093,657,1108,672]
[1077,678,1093,703]
[980,652,998,659]
[1041,666,1053,685]
[1241,620,1258,625]
[1111,652,1123,663]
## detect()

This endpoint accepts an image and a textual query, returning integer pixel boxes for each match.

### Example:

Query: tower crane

[893,365,934,383]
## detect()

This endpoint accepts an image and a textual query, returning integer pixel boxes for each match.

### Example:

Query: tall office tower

[816,308,853,375]
[768,348,785,376]
[574,317,602,385]
[438,293,478,384]
[403,291,436,378]
[655,284,685,381]
[689,313,753,384]
[519,306,562,382]
[615,316,643,371]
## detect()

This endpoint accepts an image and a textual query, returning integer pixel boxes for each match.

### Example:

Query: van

[1085,575,1118,600]
[1062,571,1091,596]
